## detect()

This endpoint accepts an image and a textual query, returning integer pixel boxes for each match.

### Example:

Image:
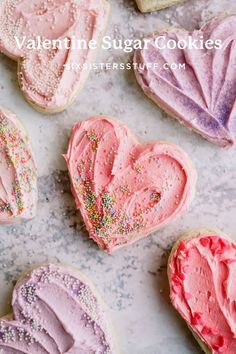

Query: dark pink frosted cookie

[169,230,236,353]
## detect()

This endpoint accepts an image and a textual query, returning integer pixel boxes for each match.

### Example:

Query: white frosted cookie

[135,0,185,12]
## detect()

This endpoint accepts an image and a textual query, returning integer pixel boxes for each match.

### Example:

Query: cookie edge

[136,0,185,13]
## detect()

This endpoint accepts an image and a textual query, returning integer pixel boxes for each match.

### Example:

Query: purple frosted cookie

[134,15,236,147]
[0,264,118,353]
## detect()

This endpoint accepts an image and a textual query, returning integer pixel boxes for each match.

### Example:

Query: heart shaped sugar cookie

[0,264,118,353]
[65,116,196,253]
[169,229,236,354]
[0,0,109,113]
[134,15,236,147]
[0,107,37,224]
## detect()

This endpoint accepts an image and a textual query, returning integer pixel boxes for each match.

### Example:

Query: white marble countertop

[0,0,236,353]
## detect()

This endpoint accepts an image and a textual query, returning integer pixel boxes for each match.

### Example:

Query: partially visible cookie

[135,0,185,12]
[134,15,236,147]
[168,229,236,354]
[0,107,37,224]
[0,263,118,353]
[0,0,110,113]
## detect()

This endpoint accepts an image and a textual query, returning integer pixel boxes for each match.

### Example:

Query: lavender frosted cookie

[0,264,118,353]
[135,0,185,12]
[134,15,236,147]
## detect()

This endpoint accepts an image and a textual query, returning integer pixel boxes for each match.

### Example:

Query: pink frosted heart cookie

[65,116,196,253]
[0,0,109,113]
[169,229,236,354]
[134,15,236,147]
[0,264,118,353]
[0,107,37,224]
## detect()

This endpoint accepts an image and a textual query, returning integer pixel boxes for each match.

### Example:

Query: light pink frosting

[0,264,117,353]
[134,15,236,147]
[65,116,196,252]
[0,0,109,112]
[0,108,37,223]
[169,232,236,354]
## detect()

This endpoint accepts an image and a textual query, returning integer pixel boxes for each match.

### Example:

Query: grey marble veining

[0,0,236,353]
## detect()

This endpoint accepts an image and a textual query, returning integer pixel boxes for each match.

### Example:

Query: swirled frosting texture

[0,108,37,223]
[65,116,196,252]
[169,232,236,354]
[0,0,109,113]
[0,264,117,353]
[134,15,236,147]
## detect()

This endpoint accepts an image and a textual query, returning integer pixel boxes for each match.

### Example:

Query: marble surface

[0,0,236,353]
